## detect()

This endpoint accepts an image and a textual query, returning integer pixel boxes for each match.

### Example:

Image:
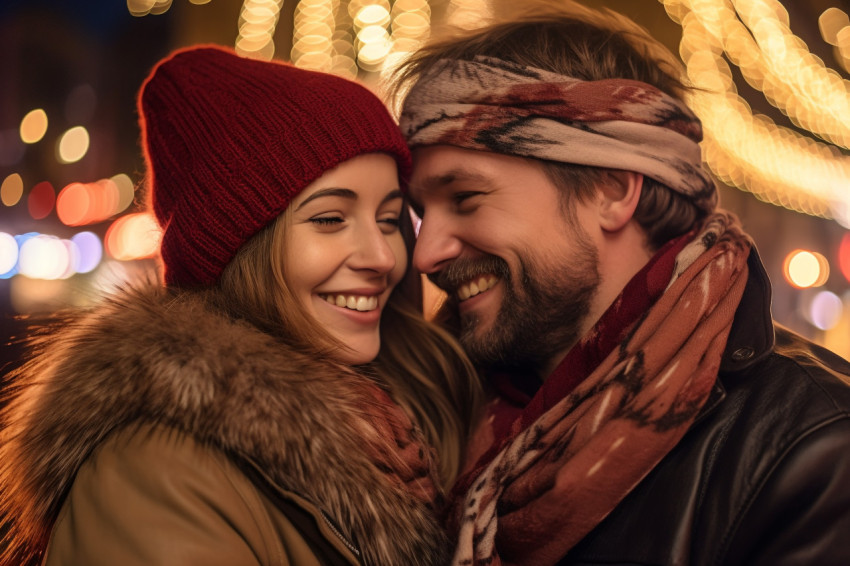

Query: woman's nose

[350,224,398,274]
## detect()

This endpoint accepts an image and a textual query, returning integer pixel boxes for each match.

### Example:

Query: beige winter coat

[0,285,448,566]
[46,424,360,566]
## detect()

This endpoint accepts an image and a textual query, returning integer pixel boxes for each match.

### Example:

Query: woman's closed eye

[377,215,400,234]
[309,215,344,227]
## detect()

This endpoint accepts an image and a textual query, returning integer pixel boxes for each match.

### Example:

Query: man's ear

[597,171,643,232]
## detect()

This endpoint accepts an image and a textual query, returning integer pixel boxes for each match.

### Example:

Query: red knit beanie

[138,45,412,287]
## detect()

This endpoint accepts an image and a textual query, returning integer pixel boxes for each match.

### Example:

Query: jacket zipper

[320,510,362,561]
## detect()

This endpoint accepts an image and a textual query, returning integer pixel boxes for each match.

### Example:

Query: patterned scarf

[399,55,717,213]
[447,212,751,566]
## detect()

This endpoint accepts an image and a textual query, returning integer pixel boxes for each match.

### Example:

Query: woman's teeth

[321,294,379,312]
[457,276,498,301]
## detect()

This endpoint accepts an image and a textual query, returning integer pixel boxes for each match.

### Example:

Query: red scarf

[449,212,751,566]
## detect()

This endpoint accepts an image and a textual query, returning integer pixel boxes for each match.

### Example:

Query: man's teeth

[457,276,498,301]
[321,294,379,312]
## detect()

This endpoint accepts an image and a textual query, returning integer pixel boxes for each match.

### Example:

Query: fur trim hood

[0,285,448,566]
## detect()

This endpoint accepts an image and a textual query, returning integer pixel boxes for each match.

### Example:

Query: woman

[0,46,480,566]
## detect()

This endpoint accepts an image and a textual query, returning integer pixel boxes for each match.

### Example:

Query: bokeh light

[20,109,48,144]
[71,231,103,274]
[0,232,19,277]
[18,235,70,280]
[819,7,850,45]
[661,0,850,224]
[56,126,90,164]
[783,249,830,288]
[808,290,843,330]
[236,0,282,60]
[446,0,491,29]
[105,212,161,261]
[127,0,172,17]
[112,173,136,214]
[57,178,122,226]
[1,173,24,207]
[840,233,850,283]
[56,183,90,225]
[27,181,55,220]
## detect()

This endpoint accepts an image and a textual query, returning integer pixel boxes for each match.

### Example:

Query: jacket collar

[720,245,776,373]
[696,246,776,420]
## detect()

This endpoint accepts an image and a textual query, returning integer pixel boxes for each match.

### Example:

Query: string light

[382,0,431,77]
[659,0,850,227]
[236,0,284,60]
[127,0,172,17]
[351,0,393,73]
[292,0,340,73]
[445,0,490,29]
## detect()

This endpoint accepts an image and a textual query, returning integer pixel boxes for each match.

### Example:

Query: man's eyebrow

[295,188,402,211]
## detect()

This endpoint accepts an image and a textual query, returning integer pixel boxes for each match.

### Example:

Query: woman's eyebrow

[296,187,403,210]
[294,188,356,211]
[381,189,403,205]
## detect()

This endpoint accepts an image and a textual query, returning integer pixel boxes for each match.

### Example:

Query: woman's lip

[318,288,386,296]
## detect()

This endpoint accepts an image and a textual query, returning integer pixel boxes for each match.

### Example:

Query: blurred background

[1,0,849,376]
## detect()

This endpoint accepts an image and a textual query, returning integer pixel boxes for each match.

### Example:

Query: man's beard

[430,238,600,376]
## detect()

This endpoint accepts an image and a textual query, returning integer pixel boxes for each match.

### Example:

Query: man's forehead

[409,148,496,196]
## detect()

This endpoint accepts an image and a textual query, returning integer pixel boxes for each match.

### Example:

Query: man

[392,3,850,565]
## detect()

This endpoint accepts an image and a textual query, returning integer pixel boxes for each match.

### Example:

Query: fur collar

[0,285,448,566]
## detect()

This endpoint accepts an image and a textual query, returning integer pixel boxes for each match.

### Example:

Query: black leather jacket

[562,250,850,565]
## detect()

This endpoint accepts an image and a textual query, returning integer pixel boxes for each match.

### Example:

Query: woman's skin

[284,152,407,364]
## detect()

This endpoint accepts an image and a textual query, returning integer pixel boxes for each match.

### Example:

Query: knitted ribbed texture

[138,45,411,287]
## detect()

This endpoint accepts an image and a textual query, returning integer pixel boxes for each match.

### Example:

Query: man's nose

[413,213,463,274]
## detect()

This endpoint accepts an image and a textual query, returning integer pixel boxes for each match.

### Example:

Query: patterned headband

[399,55,717,212]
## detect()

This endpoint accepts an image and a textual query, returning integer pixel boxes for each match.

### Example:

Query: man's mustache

[427,255,511,294]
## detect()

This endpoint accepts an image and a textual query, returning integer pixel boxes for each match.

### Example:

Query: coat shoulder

[46,423,347,566]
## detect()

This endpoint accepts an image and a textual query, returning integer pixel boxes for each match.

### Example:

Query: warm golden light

[236,0,283,60]
[380,0,431,85]
[819,7,849,45]
[56,126,90,164]
[127,0,156,17]
[105,213,161,261]
[784,250,830,289]
[292,0,341,73]
[355,4,390,27]
[446,0,491,29]
[127,0,171,17]
[20,109,48,144]
[661,0,850,227]
[351,2,392,72]
[1,173,24,207]
[112,173,136,214]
